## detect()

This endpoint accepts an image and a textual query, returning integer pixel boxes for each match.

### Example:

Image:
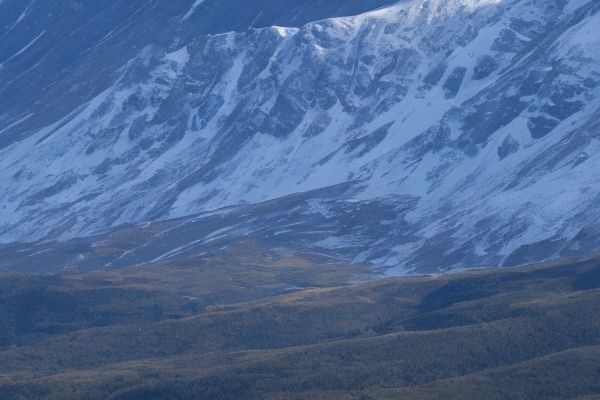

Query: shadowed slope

[1,255,599,399]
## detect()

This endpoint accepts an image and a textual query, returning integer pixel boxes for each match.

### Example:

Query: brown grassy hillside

[1,252,600,399]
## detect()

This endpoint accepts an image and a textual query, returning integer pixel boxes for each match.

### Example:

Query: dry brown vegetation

[1,250,600,399]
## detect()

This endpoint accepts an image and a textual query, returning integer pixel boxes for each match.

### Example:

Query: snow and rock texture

[1,0,600,274]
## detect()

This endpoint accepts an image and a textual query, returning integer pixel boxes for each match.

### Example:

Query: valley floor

[1,250,600,399]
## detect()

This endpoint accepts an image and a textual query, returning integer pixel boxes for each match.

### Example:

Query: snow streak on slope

[182,0,206,21]
[1,0,600,273]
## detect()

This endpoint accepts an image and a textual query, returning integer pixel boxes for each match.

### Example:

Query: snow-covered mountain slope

[1,0,600,273]
[0,0,395,147]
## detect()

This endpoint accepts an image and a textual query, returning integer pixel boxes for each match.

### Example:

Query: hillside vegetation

[1,252,600,399]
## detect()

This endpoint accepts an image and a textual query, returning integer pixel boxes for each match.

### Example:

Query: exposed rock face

[1,0,600,273]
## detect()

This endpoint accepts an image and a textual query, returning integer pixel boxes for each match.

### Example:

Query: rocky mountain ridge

[1,0,600,273]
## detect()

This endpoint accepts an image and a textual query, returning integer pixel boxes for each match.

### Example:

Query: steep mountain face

[1,0,600,274]
[0,0,395,148]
